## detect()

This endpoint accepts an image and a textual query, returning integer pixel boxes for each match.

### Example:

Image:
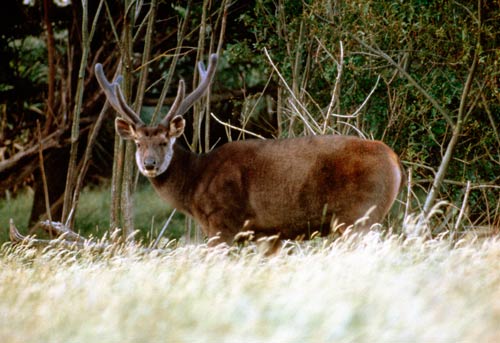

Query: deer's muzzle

[144,158,157,171]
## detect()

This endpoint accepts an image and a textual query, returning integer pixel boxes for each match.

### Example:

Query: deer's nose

[144,158,157,171]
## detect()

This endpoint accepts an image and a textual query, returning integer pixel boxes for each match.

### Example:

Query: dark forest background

[0,0,498,240]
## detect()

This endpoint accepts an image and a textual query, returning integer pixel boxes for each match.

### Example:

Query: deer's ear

[115,117,137,140]
[169,115,185,138]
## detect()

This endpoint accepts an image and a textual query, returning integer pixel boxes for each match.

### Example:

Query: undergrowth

[0,183,184,244]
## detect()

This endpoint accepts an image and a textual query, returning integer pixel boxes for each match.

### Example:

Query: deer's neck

[148,143,202,214]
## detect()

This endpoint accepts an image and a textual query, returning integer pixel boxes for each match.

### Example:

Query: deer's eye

[160,142,168,147]
[136,142,141,148]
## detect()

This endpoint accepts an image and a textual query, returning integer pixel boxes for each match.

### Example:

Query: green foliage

[0,34,48,149]
[229,0,499,226]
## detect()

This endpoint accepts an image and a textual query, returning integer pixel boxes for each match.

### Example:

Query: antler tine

[114,83,145,125]
[160,79,186,126]
[176,53,218,116]
[94,63,144,125]
[95,63,120,109]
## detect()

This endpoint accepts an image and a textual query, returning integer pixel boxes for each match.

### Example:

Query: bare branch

[264,47,320,134]
[454,181,472,234]
[152,209,177,249]
[353,36,455,129]
[210,112,266,140]
[322,40,344,133]
[36,121,52,225]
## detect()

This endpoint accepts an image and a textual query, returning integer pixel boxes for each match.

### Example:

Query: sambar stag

[95,54,403,246]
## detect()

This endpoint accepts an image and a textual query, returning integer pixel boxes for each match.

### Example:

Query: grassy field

[0,232,499,342]
[0,184,185,243]
[1,187,499,342]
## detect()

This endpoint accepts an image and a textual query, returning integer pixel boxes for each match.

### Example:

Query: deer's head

[95,54,218,177]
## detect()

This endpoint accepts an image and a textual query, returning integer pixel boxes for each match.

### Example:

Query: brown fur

[143,133,403,245]
[95,55,403,246]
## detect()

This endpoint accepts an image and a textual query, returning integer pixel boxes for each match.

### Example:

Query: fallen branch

[0,129,63,174]
[9,219,172,254]
[38,220,89,243]
[210,112,266,140]
[10,219,111,251]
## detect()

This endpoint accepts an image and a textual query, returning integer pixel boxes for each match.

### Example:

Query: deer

[95,53,403,248]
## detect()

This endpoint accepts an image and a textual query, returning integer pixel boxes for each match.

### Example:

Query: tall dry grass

[1,230,499,342]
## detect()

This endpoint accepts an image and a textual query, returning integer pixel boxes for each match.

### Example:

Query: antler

[94,63,144,125]
[160,79,186,126]
[169,53,218,120]
[95,54,217,126]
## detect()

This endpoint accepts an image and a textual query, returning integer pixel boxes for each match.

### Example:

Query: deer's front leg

[203,209,248,247]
